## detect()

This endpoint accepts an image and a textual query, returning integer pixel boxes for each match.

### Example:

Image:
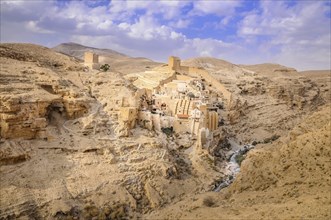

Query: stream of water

[213,143,254,192]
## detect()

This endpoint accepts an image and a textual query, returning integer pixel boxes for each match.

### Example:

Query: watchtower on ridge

[84,52,100,70]
[168,56,181,71]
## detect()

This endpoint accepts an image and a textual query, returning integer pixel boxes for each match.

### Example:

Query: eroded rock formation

[0,44,90,139]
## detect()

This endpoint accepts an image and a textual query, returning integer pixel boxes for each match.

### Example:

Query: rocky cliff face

[0,44,90,139]
[187,58,326,143]
[80,71,138,137]
[266,77,322,110]
[1,97,52,139]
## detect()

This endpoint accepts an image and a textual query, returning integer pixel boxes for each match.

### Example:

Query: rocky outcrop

[0,44,90,139]
[144,182,163,208]
[227,98,248,124]
[1,96,53,139]
[81,72,138,137]
[225,106,331,218]
[0,140,30,165]
[0,74,90,139]
[266,78,323,110]
[0,95,89,139]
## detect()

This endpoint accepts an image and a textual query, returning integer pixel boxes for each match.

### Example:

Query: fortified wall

[168,56,232,103]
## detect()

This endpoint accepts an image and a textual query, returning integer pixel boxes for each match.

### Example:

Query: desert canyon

[0,42,330,220]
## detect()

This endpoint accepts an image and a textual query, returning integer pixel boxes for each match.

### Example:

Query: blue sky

[1,0,330,70]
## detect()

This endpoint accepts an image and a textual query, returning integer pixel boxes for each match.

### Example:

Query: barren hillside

[53,42,162,74]
[53,42,127,60]
[182,57,327,143]
[299,70,331,103]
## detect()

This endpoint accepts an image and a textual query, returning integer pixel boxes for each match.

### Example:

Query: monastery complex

[84,53,233,149]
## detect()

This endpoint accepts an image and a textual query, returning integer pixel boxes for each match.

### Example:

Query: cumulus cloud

[26,21,54,34]
[0,1,49,22]
[169,19,191,29]
[191,0,242,17]
[109,0,191,21]
[238,1,331,70]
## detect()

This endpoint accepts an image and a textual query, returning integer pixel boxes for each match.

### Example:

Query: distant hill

[182,57,237,70]
[52,42,127,60]
[52,42,163,74]
[299,70,330,78]
[0,43,83,70]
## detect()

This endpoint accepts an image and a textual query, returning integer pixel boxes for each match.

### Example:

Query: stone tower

[168,56,181,71]
[84,52,100,70]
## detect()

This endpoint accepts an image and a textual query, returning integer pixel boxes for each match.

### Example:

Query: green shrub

[161,127,174,136]
[203,196,215,207]
[235,154,246,166]
[100,64,110,72]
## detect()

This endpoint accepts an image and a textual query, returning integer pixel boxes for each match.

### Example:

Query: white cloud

[238,1,331,70]
[169,19,191,29]
[0,0,53,22]
[192,0,242,17]
[127,15,161,40]
[174,38,238,58]
[26,21,54,34]
[109,0,191,21]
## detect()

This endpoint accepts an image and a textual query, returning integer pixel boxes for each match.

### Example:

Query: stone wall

[119,107,138,128]
[168,56,233,104]
[187,67,232,102]
[173,119,191,134]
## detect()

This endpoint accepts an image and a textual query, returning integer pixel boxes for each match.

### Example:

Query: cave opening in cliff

[46,103,66,126]
[40,84,55,94]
